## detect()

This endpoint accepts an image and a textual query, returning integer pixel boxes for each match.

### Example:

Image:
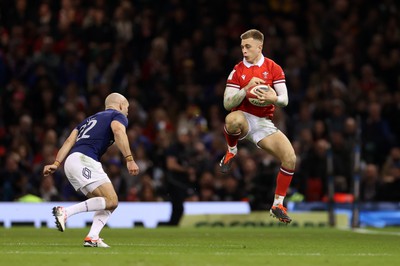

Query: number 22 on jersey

[76,118,97,141]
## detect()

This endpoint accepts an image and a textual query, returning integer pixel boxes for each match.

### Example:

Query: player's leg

[220,111,249,173]
[52,181,112,233]
[52,153,112,233]
[88,182,119,210]
[258,131,296,223]
[83,182,118,248]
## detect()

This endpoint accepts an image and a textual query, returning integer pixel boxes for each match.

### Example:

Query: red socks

[224,126,240,147]
[224,125,294,198]
[275,167,294,196]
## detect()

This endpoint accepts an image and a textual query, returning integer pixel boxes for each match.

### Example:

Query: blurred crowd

[0,0,399,209]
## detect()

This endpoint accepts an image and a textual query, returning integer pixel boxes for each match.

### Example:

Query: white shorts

[241,111,279,146]
[64,152,111,195]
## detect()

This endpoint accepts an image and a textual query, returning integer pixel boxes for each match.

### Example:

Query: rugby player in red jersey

[220,29,296,224]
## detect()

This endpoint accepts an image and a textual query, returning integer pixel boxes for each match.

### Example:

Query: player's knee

[105,195,119,211]
[108,201,118,211]
[225,113,243,129]
[287,152,297,169]
[110,201,119,211]
[282,152,296,169]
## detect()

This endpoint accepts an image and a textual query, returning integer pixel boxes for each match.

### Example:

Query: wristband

[54,160,60,167]
[125,155,133,162]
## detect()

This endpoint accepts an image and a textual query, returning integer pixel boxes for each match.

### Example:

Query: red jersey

[226,56,285,118]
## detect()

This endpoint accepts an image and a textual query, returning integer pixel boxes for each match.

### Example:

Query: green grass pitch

[0,227,399,266]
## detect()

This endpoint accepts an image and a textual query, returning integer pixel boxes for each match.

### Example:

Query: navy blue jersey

[69,109,128,161]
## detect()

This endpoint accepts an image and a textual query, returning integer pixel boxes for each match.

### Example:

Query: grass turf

[0,227,399,266]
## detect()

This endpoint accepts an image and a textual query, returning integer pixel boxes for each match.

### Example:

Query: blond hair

[240,29,264,43]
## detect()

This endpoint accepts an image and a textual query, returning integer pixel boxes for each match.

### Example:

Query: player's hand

[43,164,58,176]
[254,85,277,105]
[246,77,265,90]
[127,160,140,176]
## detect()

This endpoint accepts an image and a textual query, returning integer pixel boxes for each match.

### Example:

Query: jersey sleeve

[226,65,241,90]
[113,112,128,127]
[75,120,84,131]
[271,62,286,86]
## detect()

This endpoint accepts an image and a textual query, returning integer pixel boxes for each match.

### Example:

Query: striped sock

[274,167,294,197]
[65,197,106,218]
[224,126,240,153]
[87,210,112,240]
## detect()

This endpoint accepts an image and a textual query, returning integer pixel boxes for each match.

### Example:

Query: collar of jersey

[243,55,264,68]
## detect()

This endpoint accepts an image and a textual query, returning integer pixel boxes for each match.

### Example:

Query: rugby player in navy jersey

[43,92,139,247]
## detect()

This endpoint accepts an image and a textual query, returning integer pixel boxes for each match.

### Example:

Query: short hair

[240,29,264,43]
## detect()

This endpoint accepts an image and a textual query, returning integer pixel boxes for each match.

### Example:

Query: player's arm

[43,129,78,176]
[273,83,289,107]
[224,77,266,110]
[223,86,246,111]
[223,69,245,111]
[111,120,139,176]
[254,83,287,106]
[269,63,288,107]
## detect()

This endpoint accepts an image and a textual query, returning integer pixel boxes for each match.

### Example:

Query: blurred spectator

[362,102,395,166]
[216,175,243,201]
[137,173,162,202]
[290,103,314,142]
[198,171,218,201]
[164,128,197,225]
[33,36,60,71]
[328,99,347,132]
[2,79,28,127]
[312,120,329,141]
[0,152,27,200]
[84,8,115,55]
[39,175,61,201]
[113,1,134,44]
[330,131,352,187]
[106,158,128,201]
[376,166,400,202]
[360,164,380,201]
[300,139,330,201]
[381,147,400,177]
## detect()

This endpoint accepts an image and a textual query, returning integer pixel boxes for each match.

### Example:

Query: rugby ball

[246,84,272,107]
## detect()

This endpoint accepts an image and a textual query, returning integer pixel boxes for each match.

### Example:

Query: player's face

[241,38,263,64]
[121,101,129,117]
